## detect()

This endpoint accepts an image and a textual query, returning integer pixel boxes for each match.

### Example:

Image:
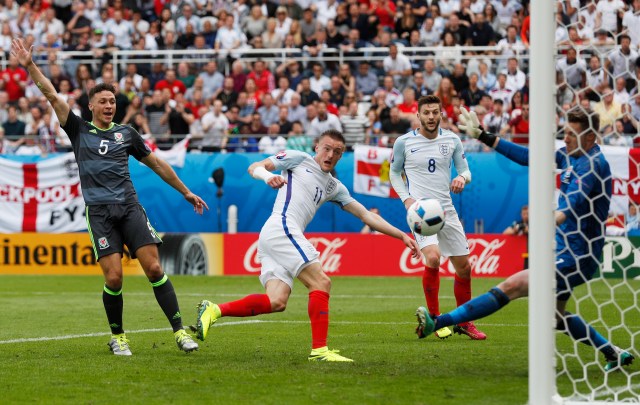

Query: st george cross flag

[353,145,399,198]
[0,153,86,233]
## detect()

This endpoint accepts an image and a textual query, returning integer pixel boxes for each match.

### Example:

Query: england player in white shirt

[390,95,487,341]
[195,130,420,362]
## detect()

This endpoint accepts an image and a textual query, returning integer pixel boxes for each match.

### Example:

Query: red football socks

[422,266,440,315]
[308,290,330,349]
[218,294,272,317]
[454,273,472,307]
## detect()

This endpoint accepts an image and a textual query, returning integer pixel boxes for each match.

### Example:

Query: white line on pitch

[0,320,529,345]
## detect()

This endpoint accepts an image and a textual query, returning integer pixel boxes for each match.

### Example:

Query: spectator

[230,60,247,93]
[371,89,391,122]
[146,90,170,137]
[503,205,529,236]
[355,61,378,100]
[165,94,195,142]
[556,48,586,91]
[502,103,530,144]
[248,60,275,95]
[286,121,314,153]
[309,101,342,138]
[476,60,496,92]
[258,123,287,154]
[154,68,186,98]
[243,4,267,41]
[483,99,510,135]
[594,86,623,134]
[436,31,463,75]
[105,10,134,49]
[584,54,607,103]
[340,101,368,148]
[489,73,515,107]
[214,77,238,110]
[502,57,526,92]
[66,2,93,41]
[606,34,638,84]
[14,135,45,156]
[309,63,331,97]
[118,64,143,93]
[325,19,344,48]
[496,25,525,71]
[428,3,447,34]
[443,13,468,45]
[199,61,224,95]
[383,44,413,91]
[381,106,411,136]
[439,0,461,18]
[423,59,443,94]
[377,75,403,108]
[258,93,279,127]
[215,14,247,57]
[614,77,630,106]
[493,0,522,35]
[596,0,627,33]
[411,71,430,99]
[176,22,196,49]
[262,17,284,49]
[0,91,9,124]
[365,109,382,145]
[276,60,304,91]
[337,64,356,95]
[275,106,293,135]
[176,4,201,35]
[0,126,22,154]
[511,89,528,118]
[315,0,339,26]
[0,55,28,102]
[396,3,419,42]
[420,17,441,47]
[623,0,640,49]
[272,76,295,107]
[468,11,495,46]
[398,88,419,120]
[460,73,486,107]
[300,7,319,44]
[239,112,267,152]
[200,100,230,152]
[2,105,26,136]
[434,76,457,119]
[301,103,318,133]
[286,93,306,124]
[328,75,346,107]
[450,63,470,94]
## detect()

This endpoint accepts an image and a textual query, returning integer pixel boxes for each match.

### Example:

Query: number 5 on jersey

[99,139,109,155]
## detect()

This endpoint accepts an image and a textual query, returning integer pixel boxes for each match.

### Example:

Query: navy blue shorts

[555,258,598,301]
[86,203,162,261]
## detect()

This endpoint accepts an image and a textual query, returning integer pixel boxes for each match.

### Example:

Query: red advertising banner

[224,233,527,278]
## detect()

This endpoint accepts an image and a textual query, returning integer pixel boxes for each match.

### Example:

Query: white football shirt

[266,150,355,232]
[390,128,469,213]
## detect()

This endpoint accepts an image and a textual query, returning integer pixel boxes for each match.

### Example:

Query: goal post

[528,0,558,403]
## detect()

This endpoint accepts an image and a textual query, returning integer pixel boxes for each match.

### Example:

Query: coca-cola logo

[243,237,347,273]
[399,238,505,275]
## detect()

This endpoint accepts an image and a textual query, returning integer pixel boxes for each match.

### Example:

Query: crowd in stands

[1,0,640,156]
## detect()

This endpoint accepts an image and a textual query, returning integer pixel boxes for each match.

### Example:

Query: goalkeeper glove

[458,108,497,148]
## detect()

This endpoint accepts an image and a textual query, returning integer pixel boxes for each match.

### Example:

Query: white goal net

[533,1,640,403]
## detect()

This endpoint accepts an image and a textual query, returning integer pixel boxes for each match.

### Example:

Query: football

[406,198,446,236]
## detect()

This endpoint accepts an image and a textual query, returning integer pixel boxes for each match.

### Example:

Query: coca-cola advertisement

[224,234,528,278]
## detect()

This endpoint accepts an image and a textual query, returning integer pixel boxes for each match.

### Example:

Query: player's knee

[270,297,287,312]
[104,274,123,290]
[455,261,471,278]
[316,274,331,292]
[144,261,163,279]
[425,254,440,268]
[498,277,525,298]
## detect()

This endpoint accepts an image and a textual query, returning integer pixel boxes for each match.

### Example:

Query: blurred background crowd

[0,0,639,156]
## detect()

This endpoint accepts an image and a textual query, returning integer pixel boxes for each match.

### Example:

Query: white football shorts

[413,209,469,257]
[257,223,320,289]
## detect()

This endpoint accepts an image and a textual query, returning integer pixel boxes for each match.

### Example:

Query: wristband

[478,131,497,148]
[252,166,275,184]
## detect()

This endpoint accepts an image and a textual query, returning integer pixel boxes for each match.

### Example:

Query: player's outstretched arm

[344,200,420,259]
[10,38,70,126]
[458,108,529,166]
[141,153,209,214]
[248,158,287,189]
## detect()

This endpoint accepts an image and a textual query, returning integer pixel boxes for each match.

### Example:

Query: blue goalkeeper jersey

[494,140,612,268]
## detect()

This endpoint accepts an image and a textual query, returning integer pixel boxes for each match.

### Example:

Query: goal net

[532,1,640,403]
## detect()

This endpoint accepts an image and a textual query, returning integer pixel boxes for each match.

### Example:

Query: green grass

[0,276,637,404]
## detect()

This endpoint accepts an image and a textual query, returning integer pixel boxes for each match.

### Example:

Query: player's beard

[420,119,439,138]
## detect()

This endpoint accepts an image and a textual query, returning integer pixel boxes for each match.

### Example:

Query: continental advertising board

[0,233,223,276]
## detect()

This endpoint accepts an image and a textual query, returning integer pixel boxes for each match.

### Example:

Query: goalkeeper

[416,107,634,372]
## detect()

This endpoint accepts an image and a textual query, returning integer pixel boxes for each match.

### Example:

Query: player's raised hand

[10,38,34,68]
[184,192,209,215]
[458,108,482,138]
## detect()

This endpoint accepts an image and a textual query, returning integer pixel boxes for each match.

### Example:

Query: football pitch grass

[0,275,637,404]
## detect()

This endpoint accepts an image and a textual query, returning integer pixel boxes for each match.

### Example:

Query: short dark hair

[567,108,599,134]
[89,82,116,99]
[418,95,441,110]
[318,129,346,144]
